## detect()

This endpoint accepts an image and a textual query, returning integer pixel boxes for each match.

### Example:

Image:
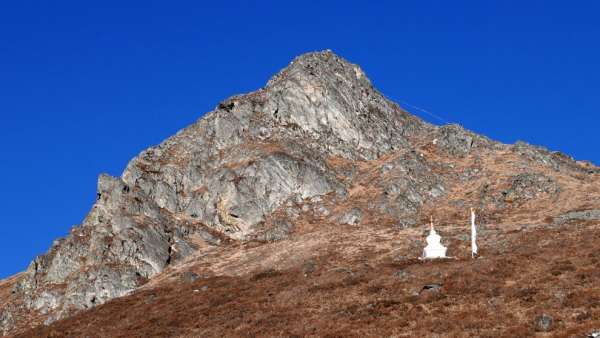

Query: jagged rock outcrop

[511,141,587,174]
[1,50,598,336]
[2,50,436,334]
[554,209,600,224]
[501,173,560,204]
[434,124,496,156]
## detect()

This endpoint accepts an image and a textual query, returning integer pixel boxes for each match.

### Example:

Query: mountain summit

[2,51,600,337]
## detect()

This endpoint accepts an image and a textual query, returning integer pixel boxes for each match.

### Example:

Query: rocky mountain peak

[4,51,422,334]
[2,51,599,337]
[252,50,429,160]
[266,49,372,89]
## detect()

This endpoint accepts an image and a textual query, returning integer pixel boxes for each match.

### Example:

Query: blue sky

[1,1,599,278]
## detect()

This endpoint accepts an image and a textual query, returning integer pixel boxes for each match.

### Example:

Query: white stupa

[423,217,448,259]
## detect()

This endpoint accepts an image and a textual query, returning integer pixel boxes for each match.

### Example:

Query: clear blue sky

[1,1,599,278]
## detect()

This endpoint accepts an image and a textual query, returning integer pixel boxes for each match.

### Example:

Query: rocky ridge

[1,50,599,337]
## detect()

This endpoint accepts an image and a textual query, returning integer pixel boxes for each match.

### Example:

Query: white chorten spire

[423,216,448,259]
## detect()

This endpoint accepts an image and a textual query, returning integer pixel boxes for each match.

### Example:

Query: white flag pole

[471,208,478,258]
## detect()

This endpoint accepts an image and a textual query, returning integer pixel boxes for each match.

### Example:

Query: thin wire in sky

[390,97,451,124]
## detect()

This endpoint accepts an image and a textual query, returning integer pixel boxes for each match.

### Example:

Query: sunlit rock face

[2,50,442,332]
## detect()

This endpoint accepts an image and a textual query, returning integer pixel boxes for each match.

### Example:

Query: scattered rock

[554,209,600,225]
[302,260,318,276]
[459,168,481,182]
[457,234,469,242]
[502,173,560,203]
[0,309,14,336]
[534,314,554,332]
[421,284,442,293]
[434,124,491,156]
[144,293,157,304]
[340,208,362,226]
[181,271,200,283]
[315,204,330,217]
[575,311,591,322]
[512,141,591,174]
[435,125,474,156]
[393,270,411,281]
[254,219,294,242]
[391,255,409,263]
[380,163,395,174]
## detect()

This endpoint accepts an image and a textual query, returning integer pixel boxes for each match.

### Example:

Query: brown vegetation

[15,219,600,338]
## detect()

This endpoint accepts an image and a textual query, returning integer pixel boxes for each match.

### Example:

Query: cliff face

[2,51,600,337]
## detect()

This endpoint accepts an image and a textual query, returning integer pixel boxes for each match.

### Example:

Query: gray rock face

[14,173,184,320]
[434,124,493,156]
[263,51,429,160]
[0,310,13,337]
[512,141,586,174]
[502,173,560,203]
[6,50,434,331]
[554,209,600,224]
[375,150,446,226]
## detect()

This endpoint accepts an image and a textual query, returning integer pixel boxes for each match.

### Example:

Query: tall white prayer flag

[471,208,478,258]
